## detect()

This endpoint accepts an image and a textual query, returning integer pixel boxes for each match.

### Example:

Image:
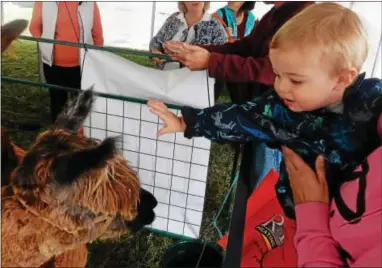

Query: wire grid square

[83,96,211,239]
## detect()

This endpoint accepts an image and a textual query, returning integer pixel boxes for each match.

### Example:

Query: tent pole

[150,2,157,45]
[1,2,4,26]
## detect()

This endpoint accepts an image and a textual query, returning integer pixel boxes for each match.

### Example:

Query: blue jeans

[252,142,282,190]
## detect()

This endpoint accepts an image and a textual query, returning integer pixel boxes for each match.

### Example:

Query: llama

[1,19,157,267]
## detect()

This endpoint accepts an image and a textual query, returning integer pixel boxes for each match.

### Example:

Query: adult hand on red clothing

[170,43,210,71]
[282,146,329,205]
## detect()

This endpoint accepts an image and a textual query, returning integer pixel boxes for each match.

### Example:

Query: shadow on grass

[86,231,177,268]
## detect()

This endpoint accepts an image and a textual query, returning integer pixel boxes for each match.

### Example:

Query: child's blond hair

[270,3,368,75]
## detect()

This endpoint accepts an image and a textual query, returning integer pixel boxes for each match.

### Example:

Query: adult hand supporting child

[282,146,329,205]
[147,100,186,136]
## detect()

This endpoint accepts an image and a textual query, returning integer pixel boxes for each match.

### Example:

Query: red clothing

[203,2,313,89]
[30,2,104,67]
[237,13,248,39]
[218,170,299,267]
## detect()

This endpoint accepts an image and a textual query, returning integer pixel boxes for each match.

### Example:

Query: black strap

[338,246,354,267]
[221,8,229,27]
[334,161,368,223]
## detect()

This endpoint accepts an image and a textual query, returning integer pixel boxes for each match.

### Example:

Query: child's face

[269,47,348,112]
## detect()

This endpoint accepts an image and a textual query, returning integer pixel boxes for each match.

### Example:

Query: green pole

[18,35,171,60]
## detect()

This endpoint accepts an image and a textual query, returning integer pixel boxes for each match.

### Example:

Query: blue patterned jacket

[182,73,382,218]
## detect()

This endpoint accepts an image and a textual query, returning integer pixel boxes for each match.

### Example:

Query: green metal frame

[1,35,215,242]
[19,35,172,60]
[1,76,182,110]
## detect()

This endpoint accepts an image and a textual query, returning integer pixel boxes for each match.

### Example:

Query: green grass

[1,40,235,268]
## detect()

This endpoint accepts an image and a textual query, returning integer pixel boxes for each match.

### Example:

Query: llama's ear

[1,19,28,53]
[55,87,95,132]
[51,136,121,185]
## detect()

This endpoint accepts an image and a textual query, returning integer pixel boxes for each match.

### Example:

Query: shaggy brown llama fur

[1,20,157,267]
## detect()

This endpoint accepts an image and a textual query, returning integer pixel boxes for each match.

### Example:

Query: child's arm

[147,100,187,136]
[148,93,296,143]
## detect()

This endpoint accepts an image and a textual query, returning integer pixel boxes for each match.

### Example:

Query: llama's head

[10,88,157,236]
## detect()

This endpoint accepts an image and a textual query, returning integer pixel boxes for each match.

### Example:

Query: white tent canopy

[1,1,381,77]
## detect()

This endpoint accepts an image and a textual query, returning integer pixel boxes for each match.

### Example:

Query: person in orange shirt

[30,1,104,123]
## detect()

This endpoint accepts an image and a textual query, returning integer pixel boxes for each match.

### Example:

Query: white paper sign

[81,49,215,109]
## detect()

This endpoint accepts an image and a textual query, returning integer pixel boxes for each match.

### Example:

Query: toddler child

[147,3,382,219]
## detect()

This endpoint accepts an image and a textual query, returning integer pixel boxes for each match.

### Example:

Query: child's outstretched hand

[147,100,186,136]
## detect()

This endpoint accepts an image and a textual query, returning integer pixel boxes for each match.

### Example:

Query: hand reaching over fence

[147,99,186,136]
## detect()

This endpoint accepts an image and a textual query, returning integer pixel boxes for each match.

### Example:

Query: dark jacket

[181,74,382,218]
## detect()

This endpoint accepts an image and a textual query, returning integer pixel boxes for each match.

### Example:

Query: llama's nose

[126,188,157,232]
[137,188,157,223]
[140,188,158,209]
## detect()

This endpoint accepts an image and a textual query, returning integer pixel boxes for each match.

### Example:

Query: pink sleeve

[352,246,382,266]
[294,202,344,267]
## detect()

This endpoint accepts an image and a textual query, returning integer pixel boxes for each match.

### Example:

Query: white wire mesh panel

[83,98,211,239]
[81,49,215,239]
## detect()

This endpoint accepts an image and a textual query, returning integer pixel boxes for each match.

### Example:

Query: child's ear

[335,68,358,91]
